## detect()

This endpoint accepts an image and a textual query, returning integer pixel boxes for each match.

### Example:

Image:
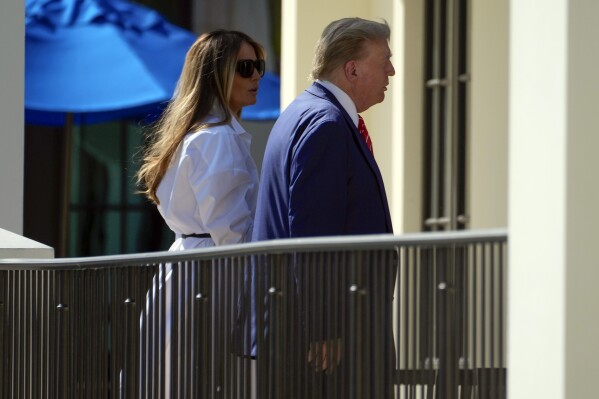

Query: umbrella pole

[59,113,73,257]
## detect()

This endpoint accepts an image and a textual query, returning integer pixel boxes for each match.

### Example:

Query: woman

[136,30,265,396]
[137,29,265,249]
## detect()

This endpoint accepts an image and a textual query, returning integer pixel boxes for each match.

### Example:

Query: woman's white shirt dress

[140,110,259,396]
[156,110,259,250]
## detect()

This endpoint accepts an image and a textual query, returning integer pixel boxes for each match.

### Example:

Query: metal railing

[0,229,507,398]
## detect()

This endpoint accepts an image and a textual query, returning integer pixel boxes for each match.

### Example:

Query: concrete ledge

[0,228,54,259]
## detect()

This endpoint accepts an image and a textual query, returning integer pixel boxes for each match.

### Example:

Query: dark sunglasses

[236,59,265,78]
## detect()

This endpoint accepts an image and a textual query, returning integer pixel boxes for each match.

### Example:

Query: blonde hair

[137,30,265,204]
[310,18,390,81]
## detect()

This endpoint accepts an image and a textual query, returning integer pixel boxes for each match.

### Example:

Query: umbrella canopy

[25,0,280,125]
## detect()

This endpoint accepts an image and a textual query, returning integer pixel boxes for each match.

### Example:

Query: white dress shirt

[156,109,259,250]
[317,79,359,127]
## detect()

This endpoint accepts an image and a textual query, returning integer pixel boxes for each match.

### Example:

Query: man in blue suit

[252,18,396,398]
[252,17,395,240]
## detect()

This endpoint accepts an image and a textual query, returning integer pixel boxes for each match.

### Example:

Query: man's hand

[307,339,342,374]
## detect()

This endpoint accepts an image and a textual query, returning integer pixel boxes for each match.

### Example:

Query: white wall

[0,228,54,259]
[0,1,24,234]
[564,1,599,396]
[509,0,599,397]
[469,1,509,229]
[367,0,403,232]
[509,0,567,394]
[395,0,424,233]
[281,0,370,108]
[240,120,275,174]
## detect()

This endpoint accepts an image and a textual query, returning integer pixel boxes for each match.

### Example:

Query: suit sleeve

[288,120,348,237]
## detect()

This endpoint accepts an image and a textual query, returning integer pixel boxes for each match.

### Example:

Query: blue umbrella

[25,0,194,125]
[25,0,280,125]
[25,0,280,256]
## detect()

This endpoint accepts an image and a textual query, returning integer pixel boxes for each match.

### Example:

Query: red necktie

[358,115,373,154]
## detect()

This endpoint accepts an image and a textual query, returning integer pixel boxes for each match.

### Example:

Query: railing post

[437,279,457,399]
[194,287,210,398]
[267,285,281,399]
[55,302,69,399]
[348,284,358,399]
[348,283,367,398]
[122,297,136,399]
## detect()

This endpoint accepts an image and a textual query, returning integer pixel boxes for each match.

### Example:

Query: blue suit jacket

[244,84,396,378]
[253,82,393,240]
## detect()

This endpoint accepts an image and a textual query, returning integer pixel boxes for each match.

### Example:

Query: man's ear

[344,60,358,82]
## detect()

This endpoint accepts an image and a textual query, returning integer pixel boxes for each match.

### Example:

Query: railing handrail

[0,228,507,269]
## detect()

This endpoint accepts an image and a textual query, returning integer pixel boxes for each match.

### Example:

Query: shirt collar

[205,104,247,135]
[317,79,359,127]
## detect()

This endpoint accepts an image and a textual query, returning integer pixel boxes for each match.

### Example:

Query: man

[252,18,397,398]
[252,17,395,240]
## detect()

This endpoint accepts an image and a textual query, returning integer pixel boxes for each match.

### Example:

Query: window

[68,122,173,256]
[423,0,469,231]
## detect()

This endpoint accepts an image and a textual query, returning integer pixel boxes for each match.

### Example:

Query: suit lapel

[308,83,374,163]
[307,83,393,232]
